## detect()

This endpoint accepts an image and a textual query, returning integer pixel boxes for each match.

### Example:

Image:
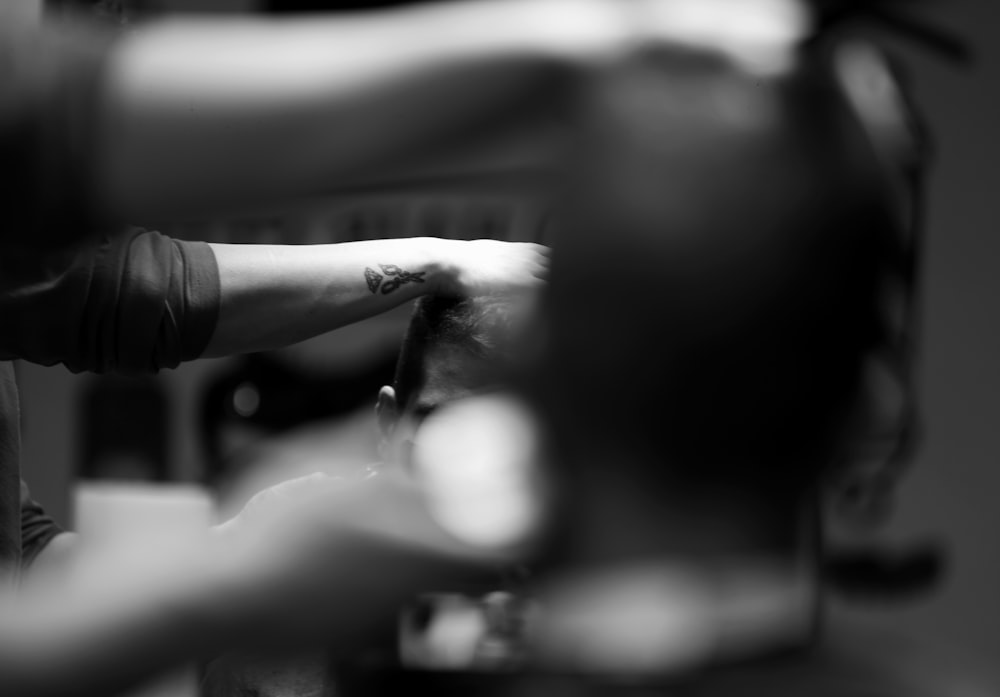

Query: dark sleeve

[19,480,62,569]
[0,229,221,375]
[0,18,117,246]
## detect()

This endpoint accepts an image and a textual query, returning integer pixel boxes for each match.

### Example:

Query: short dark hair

[392,296,517,410]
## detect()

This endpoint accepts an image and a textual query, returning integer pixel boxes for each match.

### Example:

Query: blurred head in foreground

[527,41,907,564]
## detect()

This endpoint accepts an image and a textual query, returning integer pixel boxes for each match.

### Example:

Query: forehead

[405,344,504,414]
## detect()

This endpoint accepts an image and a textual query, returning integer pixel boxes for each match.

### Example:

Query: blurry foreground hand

[211,468,525,652]
[7,468,522,667]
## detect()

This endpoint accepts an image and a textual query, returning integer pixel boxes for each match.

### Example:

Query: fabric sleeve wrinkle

[0,229,220,375]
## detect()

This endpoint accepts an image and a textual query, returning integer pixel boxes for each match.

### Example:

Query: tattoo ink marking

[378,264,426,295]
[364,267,383,294]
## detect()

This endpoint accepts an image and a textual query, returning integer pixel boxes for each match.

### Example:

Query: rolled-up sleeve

[0,229,221,374]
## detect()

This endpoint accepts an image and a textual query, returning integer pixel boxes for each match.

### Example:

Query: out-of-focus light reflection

[71,482,214,594]
[411,395,543,550]
[531,562,812,676]
[533,566,717,676]
[400,594,487,670]
[232,381,261,418]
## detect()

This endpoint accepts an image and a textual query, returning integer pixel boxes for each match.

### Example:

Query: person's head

[376,295,526,469]
[527,42,910,555]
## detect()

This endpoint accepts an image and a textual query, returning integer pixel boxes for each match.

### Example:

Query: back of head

[531,46,901,510]
[393,295,524,411]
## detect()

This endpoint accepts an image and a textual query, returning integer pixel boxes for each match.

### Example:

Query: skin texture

[204,239,549,358]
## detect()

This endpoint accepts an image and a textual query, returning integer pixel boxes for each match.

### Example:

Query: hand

[431,240,550,298]
[214,469,521,652]
[528,0,808,66]
[214,472,347,541]
[629,0,808,74]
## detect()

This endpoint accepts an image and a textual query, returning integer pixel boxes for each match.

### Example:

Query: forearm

[97,1,625,220]
[1,551,243,697]
[204,237,447,357]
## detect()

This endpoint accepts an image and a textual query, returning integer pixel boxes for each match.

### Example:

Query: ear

[827,467,895,533]
[376,386,399,441]
[833,42,914,161]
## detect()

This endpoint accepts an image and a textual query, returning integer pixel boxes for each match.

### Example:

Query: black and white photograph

[1,1,998,695]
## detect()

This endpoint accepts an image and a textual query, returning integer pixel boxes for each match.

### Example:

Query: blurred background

[19,0,1000,666]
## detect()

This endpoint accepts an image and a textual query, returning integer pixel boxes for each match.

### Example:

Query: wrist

[416,237,459,298]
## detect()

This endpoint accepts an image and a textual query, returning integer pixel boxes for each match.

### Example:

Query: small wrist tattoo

[365,264,427,295]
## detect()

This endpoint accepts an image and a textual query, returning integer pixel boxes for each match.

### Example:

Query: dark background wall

[17,0,1000,665]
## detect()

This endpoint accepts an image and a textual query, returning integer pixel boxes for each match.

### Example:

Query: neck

[531,452,822,675]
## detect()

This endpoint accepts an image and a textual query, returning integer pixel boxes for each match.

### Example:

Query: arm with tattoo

[365,264,427,296]
[203,238,548,358]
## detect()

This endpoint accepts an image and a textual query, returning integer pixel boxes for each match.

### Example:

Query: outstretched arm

[204,237,548,357]
[96,0,630,221]
[0,230,546,372]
